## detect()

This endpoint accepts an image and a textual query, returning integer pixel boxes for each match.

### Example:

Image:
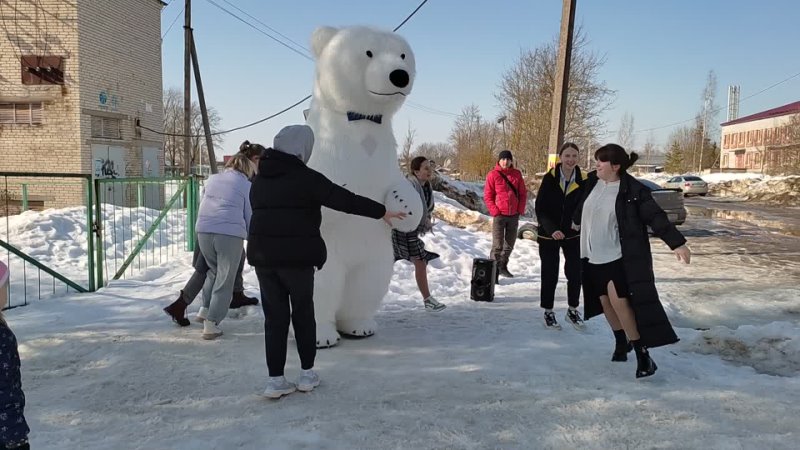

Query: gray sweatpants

[182,244,246,304]
[490,214,519,267]
[197,232,244,323]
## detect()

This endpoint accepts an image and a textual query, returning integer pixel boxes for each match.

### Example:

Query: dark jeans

[182,243,246,304]
[538,237,581,309]
[255,266,316,377]
[491,214,519,267]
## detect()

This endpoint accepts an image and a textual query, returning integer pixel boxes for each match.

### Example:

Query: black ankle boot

[164,294,190,327]
[611,330,631,362]
[632,340,658,378]
[229,291,259,309]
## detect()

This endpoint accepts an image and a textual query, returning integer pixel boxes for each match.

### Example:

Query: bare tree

[399,122,416,173]
[163,87,224,173]
[449,105,502,179]
[697,70,718,171]
[415,142,456,169]
[495,26,615,173]
[617,112,635,151]
[642,131,657,166]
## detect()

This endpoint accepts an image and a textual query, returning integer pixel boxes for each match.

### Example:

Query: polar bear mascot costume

[305,26,423,348]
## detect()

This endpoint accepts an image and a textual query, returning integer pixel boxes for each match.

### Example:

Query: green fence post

[94,179,104,288]
[21,184,28,211]
[185,177,194,252]
[86,178,96,291]
[137,183,144,208]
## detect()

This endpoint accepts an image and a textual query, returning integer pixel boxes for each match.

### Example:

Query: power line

[143,0,441,138]
[162,4,184,40]
[617,69,800,136]
[204,0,312,61]
[219,0,309,54]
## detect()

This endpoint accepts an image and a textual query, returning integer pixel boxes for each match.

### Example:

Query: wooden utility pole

[182,0,192,175]
[548,0,577,159]
[190,32,218,174]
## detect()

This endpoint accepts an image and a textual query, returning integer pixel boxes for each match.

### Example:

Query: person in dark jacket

[484,150,528,281]
[247,125,406,399]
[0,262,30,450]
[534,142,588,330]
[573,144,691,378]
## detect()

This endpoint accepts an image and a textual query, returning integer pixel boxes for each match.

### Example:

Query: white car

[663,175,709,196]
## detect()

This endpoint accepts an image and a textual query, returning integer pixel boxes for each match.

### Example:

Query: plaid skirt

[392,229,439,262]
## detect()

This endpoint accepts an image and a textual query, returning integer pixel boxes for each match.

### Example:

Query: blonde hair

[225,152,257,179]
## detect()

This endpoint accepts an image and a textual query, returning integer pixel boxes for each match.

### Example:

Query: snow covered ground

[3,196,800,449]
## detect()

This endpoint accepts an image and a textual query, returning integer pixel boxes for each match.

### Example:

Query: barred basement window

[91,115,122,139]
[0,102,44,125]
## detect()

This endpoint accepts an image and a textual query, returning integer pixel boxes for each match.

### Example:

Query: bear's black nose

[390,69,409,88]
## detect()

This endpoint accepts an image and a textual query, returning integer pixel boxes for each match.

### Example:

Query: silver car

[663,175,709,196]
[518,178,686,240]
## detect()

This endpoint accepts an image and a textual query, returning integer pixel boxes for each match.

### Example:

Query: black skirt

[585,258,630,297]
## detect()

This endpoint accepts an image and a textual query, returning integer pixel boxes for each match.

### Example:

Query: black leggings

[538,237,581,309]
[255,267,316,377]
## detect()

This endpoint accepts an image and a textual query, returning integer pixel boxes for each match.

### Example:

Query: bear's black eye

[400,53,406,60]
[366,50,373,58]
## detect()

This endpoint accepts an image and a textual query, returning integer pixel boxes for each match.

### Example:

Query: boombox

[470,258,496,302]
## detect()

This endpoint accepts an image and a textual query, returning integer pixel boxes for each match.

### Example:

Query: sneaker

[565,308,585,329]
[229,291,259,309]
[202,320,223,340]
[424,296,447,312]
[263,376,296,399]
[296,369,321,392]
[194,306,209,323]
[163,296,190,327]
[544,311,561,329]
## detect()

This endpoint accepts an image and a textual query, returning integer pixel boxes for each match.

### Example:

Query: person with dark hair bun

[534,142,587,330]
[573,143,691,378]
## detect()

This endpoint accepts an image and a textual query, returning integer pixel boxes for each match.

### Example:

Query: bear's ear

[311,26,338,58]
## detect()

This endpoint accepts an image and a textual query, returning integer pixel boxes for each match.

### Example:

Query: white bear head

[311,26,415,118]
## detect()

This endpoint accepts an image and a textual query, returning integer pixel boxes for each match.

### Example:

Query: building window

[21,55,65,85]
[91,116,122,139]
[0,102,44,125]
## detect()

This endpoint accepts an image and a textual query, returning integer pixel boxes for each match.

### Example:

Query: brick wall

[0,0,164,210]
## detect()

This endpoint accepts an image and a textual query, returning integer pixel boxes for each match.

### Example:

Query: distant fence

[0,172,200,309]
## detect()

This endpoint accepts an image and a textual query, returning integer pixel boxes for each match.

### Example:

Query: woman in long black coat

[573,144,691,378]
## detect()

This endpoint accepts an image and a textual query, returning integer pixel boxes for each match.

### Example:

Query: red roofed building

[720,100,800,172]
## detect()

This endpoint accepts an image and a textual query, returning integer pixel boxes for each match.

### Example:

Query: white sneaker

[202,320,223,340]
[424,296,446,312]
[194,306,209,323]
[263,376,296,399]
[296,369,321,392]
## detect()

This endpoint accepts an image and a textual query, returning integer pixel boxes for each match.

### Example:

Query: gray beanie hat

[273,125,315,164]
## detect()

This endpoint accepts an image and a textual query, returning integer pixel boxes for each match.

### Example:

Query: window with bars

[90,115,122,139]
[0,102,44,125]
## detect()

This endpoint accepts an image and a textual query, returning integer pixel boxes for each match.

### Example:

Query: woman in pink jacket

[484,150,527,282]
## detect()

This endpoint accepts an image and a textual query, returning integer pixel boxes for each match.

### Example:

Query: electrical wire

[142,0,438,138]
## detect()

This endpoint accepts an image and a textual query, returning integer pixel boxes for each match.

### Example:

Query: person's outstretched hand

[674,245,691,264]
[383,210,408,226]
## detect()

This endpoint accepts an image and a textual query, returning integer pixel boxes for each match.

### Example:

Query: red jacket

[484,164,527,217]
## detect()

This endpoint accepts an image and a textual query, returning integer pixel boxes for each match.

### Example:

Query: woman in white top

[573,144,691,378]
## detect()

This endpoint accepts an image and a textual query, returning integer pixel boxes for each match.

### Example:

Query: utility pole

[698,98,708,173]
[190,33,218,174]
[182,0,192,176]
[548,0,576,165]
[497,115,507,149]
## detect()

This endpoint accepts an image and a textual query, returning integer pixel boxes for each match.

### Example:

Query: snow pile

[710,175,800,206]
[683,322,800,377]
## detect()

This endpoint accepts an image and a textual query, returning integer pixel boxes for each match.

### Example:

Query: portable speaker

[470,258,496,302]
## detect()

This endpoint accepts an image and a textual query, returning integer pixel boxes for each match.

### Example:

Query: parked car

[517,177,686,240]
[663,175,709,196]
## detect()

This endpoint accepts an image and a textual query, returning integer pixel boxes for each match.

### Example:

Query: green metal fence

[1,172,94,309]
[1,172,200,309]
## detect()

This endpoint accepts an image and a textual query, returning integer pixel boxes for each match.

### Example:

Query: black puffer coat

[535,164,587,239]
[573,171,687,348]
[247,148,386,269]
